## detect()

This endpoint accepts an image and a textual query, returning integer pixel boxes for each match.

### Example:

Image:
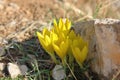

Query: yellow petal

[62,24,66,31]
[65,19,71,30]
[53,43,62,59]
[40,39,48,50]
[53,19,57,27]
[46,44,54,53]
[60,42,65,58]
[75,47,82,62]
[39,36,52,53]
[62,29,69,36]
[45,36,53,53]
[69,30,76,40]
[37,32,46,48]
[59,18,63,30]
[60,40,68,58]
[59,33,65,41]
[71,47,81,63]
[45,35,51,45]
[43,28,50,36]
[50,31,58,42]
[37,32,45,47]
[72,39,79,47]
[53,19,59,33]
[79,38,88,50]
[81,46,88,63]
[37,31,44,39]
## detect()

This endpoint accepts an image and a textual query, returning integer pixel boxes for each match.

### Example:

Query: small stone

[52,65,66,80]
[19,65,28,75]
[8,63,21,78]
[0,4,4,9]
[0,63,5,71]
[8,63,28,78]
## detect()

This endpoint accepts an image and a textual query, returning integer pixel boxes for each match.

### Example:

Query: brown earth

[0,0,83,44]
[0,0,120,44]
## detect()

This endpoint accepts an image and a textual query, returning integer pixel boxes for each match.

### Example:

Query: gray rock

[94,19,120,79]
[52,65,66,80]
[19,65,28,75]
[8,63,28,78]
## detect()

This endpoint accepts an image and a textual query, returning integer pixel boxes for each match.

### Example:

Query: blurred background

[0,0,120,42]
[1,0,120,22]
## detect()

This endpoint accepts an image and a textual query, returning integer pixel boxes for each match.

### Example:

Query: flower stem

[68,53,74,67]
[49,53,58,64]
[62,57,67,67]
[77,61,83,68]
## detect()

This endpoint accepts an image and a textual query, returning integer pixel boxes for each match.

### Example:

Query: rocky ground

[0,0,120,79]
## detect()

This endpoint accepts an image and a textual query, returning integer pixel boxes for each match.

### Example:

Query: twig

[65,61,78,80]
[101,0,120,10]
[6,21,47,40]
[112,68,120,80]
[64,2,93,19]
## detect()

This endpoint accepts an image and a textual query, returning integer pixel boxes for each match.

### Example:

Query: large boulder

[73,19,120,80]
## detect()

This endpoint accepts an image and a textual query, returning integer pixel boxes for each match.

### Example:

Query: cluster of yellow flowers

[37,18,88,67]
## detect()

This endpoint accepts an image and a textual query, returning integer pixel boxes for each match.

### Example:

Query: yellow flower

[67,30,77,64]
[50,31,58,43]
[53,39,69,60]
[37,18,89,67]
[37,28,59,63]
[53,18,71,36]
[37,29,53,54]
[68,30,77,40]
[71,36,88,67]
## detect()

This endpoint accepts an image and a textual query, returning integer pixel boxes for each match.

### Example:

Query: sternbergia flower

[71,36,88,67]
[52,18,71,44]
[37,28,53,53]
[52,19,71,65]
[37,18,88,67]
[53,39,69,66]
[53,39,69,60]
[37,28,58,63]
[67,30,77,65]
[53,18,71,36]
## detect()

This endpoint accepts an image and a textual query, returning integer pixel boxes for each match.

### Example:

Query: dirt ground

[0,0,120,45]
[0,0,85,45]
